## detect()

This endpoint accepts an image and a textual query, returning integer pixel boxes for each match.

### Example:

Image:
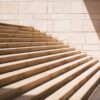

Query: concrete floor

[89,84,100,100]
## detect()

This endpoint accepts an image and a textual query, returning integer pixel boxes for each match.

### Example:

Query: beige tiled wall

[0,0,100,59]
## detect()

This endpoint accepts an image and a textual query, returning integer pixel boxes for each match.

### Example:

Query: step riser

[0,33,49,38]
[0,56,92,88]
[0,28,34,32]
[0,30,35,33]
[0,42,61,48]
[0,24,34,31]
[0,38,57,42]
[0,51,82,74]
[0,30,44,35]
[0,45,69,55]
[0,29,17,33]
[0,26,19,30]
[0,26,34,31]
[0,48,74,63]
[0,23,33,29]
[0,59,97,100]
[13,31,45,35]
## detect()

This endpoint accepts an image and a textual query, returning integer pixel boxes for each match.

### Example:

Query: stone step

[0,29,30,33]
[0,29,44,35]
[0,33,48,38]
[0,42,62,48]
[14,31,45,35]
[0,45,69,55]
[14,58,98,100]
[0,55,91,100]
[0,26,33,31]
[69,70,100,100]
[0,26,19,30]
[0,38,57,42]
[0,24,19,30]
[0,23,34,31]
[0,51,84,74]
[0,54,90,88]
[0,48,74,63]
[45,62,100,100]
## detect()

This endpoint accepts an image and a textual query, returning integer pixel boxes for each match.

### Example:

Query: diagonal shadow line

[84,0,100,39]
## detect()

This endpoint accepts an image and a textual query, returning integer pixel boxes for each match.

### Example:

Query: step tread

[0,42,63,48]
[0,42,61,44]
[0,30,45,35]
[0,33,46,36]
[45,62,100,100]
[0,38,56,42]
[0,45,68,51]
[13,58,97,100]
[0,37,52,39]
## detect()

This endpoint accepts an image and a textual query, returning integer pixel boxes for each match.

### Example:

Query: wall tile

[48,2,53,13]
[69,33,85,44]
[86,32,100,44]
[54,20,70,32]
[53,2,66,13]
[33,14,50,20]
[71,1,83,13]
[83,45,100,50]
[16,14,32,20]
[70,14,85,19]
[71,20,82,31]
[51,14,66,19]
[0,2,18,13]
[0,14,16,19]
[19,2,47,13]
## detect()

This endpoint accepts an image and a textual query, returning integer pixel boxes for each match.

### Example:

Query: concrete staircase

[0,23,99,100]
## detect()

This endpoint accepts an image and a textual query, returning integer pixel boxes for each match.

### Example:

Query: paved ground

[89,84,100,100]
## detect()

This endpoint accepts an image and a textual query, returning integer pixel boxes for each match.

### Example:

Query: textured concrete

[89,84,100,100]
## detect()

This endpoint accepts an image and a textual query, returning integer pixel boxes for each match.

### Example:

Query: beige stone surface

[0,0,100,59]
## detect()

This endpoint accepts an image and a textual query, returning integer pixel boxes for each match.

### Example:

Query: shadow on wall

[84,0,100,39]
